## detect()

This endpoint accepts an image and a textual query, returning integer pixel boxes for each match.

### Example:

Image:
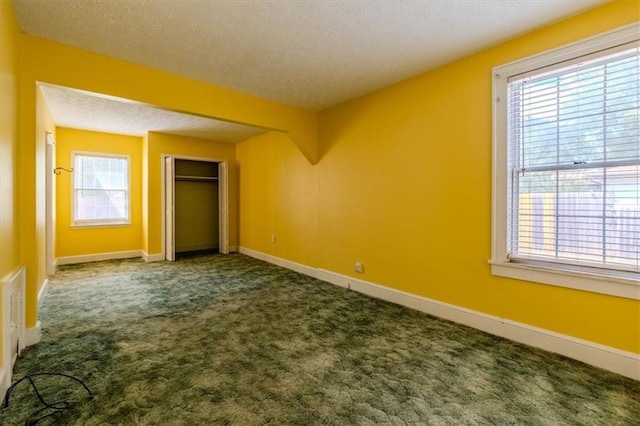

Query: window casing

[73,152,130,226]
[492,24,639,300]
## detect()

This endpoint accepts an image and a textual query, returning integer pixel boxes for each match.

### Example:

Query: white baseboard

[143,252,164,262]
[239,246,640,380]
[38,278,49,307]
[239,247,317,277]
[24,321,42,347]
[228,245,238,253]
[56,250,143,266]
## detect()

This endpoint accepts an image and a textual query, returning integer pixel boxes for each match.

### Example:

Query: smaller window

[73,153,130,226]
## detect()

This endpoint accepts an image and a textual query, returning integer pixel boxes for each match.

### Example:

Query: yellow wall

[18,34,317,161]
[54,128,236,259]
[238,1,640,354]
[0,0,21,369]
[144,132,238,255]
[33,87,56,306]
[17,31,313,330]
[237,131,318,267]
[55,128,143,257]
[19,57,57,328]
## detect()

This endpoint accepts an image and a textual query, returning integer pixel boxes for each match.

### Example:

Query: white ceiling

[40,84,267,143]
[15,0,607,139]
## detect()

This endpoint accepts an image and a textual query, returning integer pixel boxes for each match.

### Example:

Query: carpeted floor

[1,253,638,425]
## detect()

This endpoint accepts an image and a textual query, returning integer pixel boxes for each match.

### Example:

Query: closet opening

[164,156,229,261]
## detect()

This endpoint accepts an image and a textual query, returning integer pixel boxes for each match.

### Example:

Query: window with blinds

[73,153,130,226]
[506,45,639,273]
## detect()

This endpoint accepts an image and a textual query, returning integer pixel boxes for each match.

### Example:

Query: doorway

[164,155,229,261]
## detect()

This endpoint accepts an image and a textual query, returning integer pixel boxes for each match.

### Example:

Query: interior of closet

[174,159,219,256]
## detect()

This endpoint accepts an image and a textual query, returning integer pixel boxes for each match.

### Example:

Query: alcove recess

[174,159,219,255]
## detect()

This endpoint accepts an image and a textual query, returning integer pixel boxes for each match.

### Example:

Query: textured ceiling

[15,0,607,111]
[40,84,267,143]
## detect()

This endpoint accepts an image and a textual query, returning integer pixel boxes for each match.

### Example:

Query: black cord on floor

[1,373,93,425]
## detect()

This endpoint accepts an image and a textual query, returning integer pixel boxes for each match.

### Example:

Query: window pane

[73,154,129,224]
[510,170,557,257]
[507,47,639,272]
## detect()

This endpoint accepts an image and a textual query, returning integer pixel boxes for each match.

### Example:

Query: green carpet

[1,253,638,425]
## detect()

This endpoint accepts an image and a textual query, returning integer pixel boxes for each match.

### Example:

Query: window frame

[71,151,131,228]
[491,23,640,300]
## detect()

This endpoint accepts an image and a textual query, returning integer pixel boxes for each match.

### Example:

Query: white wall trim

[239,247,640,380]
[238,247,318,278]
[161,153,232,261]
[490,261,639,300]
[318,268,640,380]
[24,321,42,347]
[56,250,143,266]
[142,252,164,263]
[38,278,49,307]
[228,245,238,253]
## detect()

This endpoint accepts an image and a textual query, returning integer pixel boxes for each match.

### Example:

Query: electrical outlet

[354,262,364,273]
[271,234,276,243]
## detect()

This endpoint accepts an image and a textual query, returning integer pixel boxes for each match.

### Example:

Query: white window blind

[506,45,639,273]
[73,153,130,225]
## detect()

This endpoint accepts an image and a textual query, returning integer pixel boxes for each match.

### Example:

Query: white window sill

[72,222,131,229]
[489,260,640,300]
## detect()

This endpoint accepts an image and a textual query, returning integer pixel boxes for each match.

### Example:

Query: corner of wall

[142,252,164,263]
[24,321,41,347]
[0,365,10,407]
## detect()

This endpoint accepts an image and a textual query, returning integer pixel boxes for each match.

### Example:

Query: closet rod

[175,175,218,182]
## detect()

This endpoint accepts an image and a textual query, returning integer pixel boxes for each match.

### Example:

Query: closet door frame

[164,156,175,261]
[217,161,229,254]
[162,154,229,260]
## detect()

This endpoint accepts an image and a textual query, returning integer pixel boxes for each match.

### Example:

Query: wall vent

[1,266,26,401]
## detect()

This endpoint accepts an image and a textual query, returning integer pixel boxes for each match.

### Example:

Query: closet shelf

[175,175,219,182]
